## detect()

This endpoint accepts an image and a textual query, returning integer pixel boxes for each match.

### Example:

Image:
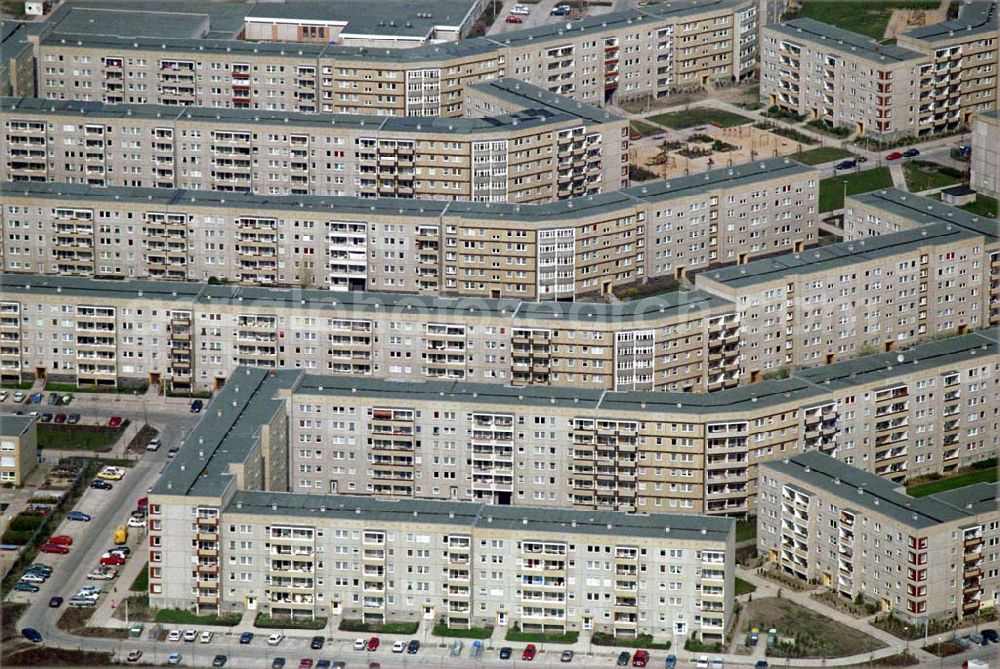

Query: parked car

[127,649,143,663]
[834,160,856,170]
[26,564,52,575]
[54,413,67,423]
[392,640,406,653]
[47,535,73,545]
[97,466,125,480]
[212,655,227,667]
[885,151,904,160]
[21,628,42,643]
[201,630,214,643]
[108,546,131,556]
[353,639,367,651]
[127,516,146,528]
[0,390,8,401]
[272,659,286,669]
[29,392,43,404]
[450,641,463,657]
[168,652,182,665]
[633,650,650,667]
[561,650,574,662]
[146,438,161,451]
[510,4,529,14]
[168,630,183,642]
[982,629,999,643]
[499,647,512,660]
[190,399,204,413]
[551,6,570,15]
[968,633,985,646]
[14,581,39,592]
[367,637,380,651]
[100,554,126,566]
[298,660,314,669]
[67,510,91,521]
[88,567,117,580]
[67,413,80,424]
[108,415,124,428]
[183,630,198,642]
[407,640,420,654]
[902,148,920,158]
[666,655,677,669]
[40,543,70,554]
[522,644,537,661]
[90,480,113,490]
[12,391,26,403]
[311,636,325,650]
[48,393,60,405]
[755,662,769,669]
[505,15,523,23]
[49,596,64,608]
[239,632,254,644]
[618,652,632,666]
[40,413,53,422]
[168,446,180,458]
[316,662,331,669]
[268,633,285,646]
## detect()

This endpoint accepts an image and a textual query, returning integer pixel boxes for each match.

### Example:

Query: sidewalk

[89,525,149,628]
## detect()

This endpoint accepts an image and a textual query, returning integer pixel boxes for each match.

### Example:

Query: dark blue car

[239,632,254,644]
[22,628,42,643]
[834,160,856,170]
[191,399,203,413]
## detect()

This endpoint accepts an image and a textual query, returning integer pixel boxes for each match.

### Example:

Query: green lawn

[903,164,962,192]
[630,120,663,138]
[432,621,494,639]
[961,194,998,218]
[798,0,940,40]
[735,577,757,596]
[505,628,579,644]
[154,609,241,626]
[736,515,757,542]
[37,425,124,451]
[907,468,997,497]
[130,563,149,592]
[789,147,854,166]
[819,167,893,212]
[648,108,753,129]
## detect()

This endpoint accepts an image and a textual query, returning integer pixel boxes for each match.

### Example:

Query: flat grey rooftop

[0,414,34,438]
[903,0,998,42]
[761,451,999,529]
[46,7,210,40]
[227,490,734,540]
[852,188,998,241]
[768,18,923,63]
[246,0,476,35]
[470,78,621,124]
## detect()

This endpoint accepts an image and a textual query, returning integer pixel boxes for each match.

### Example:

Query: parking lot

[488,0,616,36]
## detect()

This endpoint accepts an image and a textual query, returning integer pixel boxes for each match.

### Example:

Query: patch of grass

[1,602,28,642]
[255,613,327,630]
[3,648,114,666]
[735,577,757,596]
[649,108,753,129]
[630,163,659,182]
[614,275,681,301]
[339,619,419,634]
[130,563,149,592]
[903,164,962,192]
[923,641,964,657]
[789,147,854,166]
[505,626,579,644]
[44,381,146,394]
[819,167,893,212]
[960,194,998,218]
[155,608,241,626]
[736,515,757,542]
[746,597,885,658]
[806,120,853,138]
[798,0,940,40]
[630,120,662,138]
[0,380,34,390]
[906,467,997,497]
[591,632,671,650]
[684,633,724,652]
[755,122,818,145]
[37,424,123,452]
[432,620,494,639]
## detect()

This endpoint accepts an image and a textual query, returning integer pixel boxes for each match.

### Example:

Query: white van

[146,438,161,451]
[510,4,530,15]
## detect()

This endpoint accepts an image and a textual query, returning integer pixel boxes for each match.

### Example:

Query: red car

[885,151,903,160]
[40,543,70,554]
[522,644,537,661]
[505,15,523,23]
[47,535,73,545]
[109,415,123,428]
[298,660,314,669]
[367,637,379,651]
[633,650,650,667]
[100,554,126,566]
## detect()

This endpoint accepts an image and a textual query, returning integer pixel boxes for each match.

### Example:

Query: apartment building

[0,272,743,394]
[0,157,820,297]
[0,414,37,486]
[696,189,999,380]
[1,79,629,203]
[148,367,736,642]
[140,331,1000,519]
[761,2,998,139]
[758,451,999,622]
[30,0,757,114]
[971,110,1000,198]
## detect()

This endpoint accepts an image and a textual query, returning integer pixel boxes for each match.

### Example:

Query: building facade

[971,110,1000,198]
[761,2,999,139]
[0,157,820,297]
[2,79,629,204]
[758,451,999,622]
[0,414,37,486]
[29,0,758,114]
[696,189,1000,381]
[148,367,736,642]
[142,331,1000,518]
